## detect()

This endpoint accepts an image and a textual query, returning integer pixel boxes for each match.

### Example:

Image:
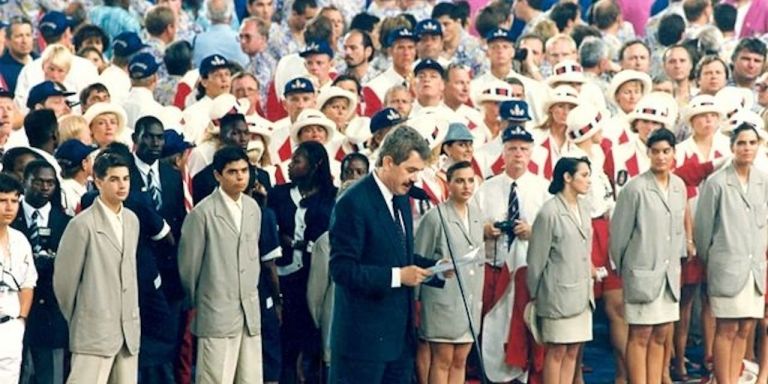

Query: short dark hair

[0,173,23,196]
[341,152,369,176]
[475,2,510,37]
[619,40,650,61]
[146,5,176,37]
[6,16,32,40]
[213,146,249,174]
[550,2,579,32]
[79,82,109,107]
[376,126,431,167]
[164,40,193,76]
[570,24,602,48]
[683,0,710,22]
[2,148,41,175]
[304,14,333,46]
[548,157,591,195]
[695,54,730,80]
[23,159,56,182]
[350,12,380,33]
[446,161,473,181]
[72,24,109,53]
[731,123,761,146]
[292,0,318,15]
[24,109,58,148]
[713,3,736,33]
[134,115,164,138]
[732,37,767,62]
[332,74,362,94]
[657,13,686,46]
[347,29,375,63]
[646,128,677,149]
[432,2,460,20]
[93,152,131,180]
[591,0,620,30]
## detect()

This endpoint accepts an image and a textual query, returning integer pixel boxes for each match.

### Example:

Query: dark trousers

[329,344,415,384]
[20,346,66,384]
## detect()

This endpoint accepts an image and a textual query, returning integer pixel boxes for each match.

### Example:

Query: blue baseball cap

[27,81,75,109]
[39,11,74,38]
[128,53,160,79]
[112,32,147,57]
[0,86,12,99]
[414,59,444,76]
[386,27,418,47]
[299,40,333,58]
[283,77,315,96]
[484,28,514,43]
[415,19,443,39]
[499,100,532,123]
[502,125,534,143]
[199,54,230,77]
[370,108,403,134]
[54,139,97,165]
[162,130,195,158]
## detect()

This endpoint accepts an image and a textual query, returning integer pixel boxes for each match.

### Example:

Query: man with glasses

[239,17,276,104]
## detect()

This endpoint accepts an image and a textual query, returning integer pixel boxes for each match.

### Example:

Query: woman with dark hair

[268,141,337,384]
[527,157,593,384]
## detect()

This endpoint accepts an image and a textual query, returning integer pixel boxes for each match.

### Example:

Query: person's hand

[400,266,431,287]
[513,220,532,240]
[161,232,176,248]
[686,241,697,260]
[484,223,501,239]
[275,303,283,326]
[437,259,455,279]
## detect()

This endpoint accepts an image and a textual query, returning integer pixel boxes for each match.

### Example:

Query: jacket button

[39,299,45,304]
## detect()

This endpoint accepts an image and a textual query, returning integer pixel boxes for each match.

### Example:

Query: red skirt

[682,256,706,285]
[592,217,622,298]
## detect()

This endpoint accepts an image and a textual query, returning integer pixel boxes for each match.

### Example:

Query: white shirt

[97,197,124,249]
[219,187,242,233]
[187,141,217,178]
[372,169,404,288]
[122,87,164,130]
[133,154,160,193]
[22,201,50,228]
[277,187,309,277]
[470,70,548,126]
[182,96,214,144]
[98,65,132,106]
[14,56,99,113]
[60,178,87,216]
[0,228,37,318]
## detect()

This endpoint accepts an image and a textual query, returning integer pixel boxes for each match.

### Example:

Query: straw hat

[290,108,337,143]
[566,104,604,144]
[607,70,652,107]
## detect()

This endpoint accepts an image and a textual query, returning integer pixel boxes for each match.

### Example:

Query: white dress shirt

[60,178,87,217]
[219,188,242,233]
[0,228,37,318]
[122,87,164,130]
[22,201,50,228]
[98,65,132,106]
[97,197,124,249]
[372,170,404,288]
[133,154,161,193]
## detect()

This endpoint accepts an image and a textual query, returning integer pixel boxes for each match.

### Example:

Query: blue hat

[484,28,514,43]
[39,11,74,38]
[499,100,532,123]
[162,130,195,158]
[299,40,333,58]
[415,19,443,39]
[370,108,403,134]
[128,53,160,79]
[199,54,230,77]
[27,81,75,109]
[386,27,418,47]
[112,32,147,57]
[283,77,315,96]
[54,139,97,165]
[501,125,534,143]
[414,59,444,76]
[0,86,12,99]
[443,122,474,143]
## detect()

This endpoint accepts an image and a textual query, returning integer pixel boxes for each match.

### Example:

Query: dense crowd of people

[0,0,767,383]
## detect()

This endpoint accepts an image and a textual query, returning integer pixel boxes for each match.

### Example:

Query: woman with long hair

[268,141,337,384]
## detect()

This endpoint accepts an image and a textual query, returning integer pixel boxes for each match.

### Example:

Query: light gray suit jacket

[695,164,768,297]
[53,200,141,356]
[610,171,686,304]
[178,189,262,337]
[415,201,485,341]
[527,194,593,319]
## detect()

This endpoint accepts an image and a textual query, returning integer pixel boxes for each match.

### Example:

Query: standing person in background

[54,153,141,384]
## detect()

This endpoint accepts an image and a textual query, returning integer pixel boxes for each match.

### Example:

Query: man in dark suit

[191,112,271,205]
[14,160,71,384]
[329,126,441,383]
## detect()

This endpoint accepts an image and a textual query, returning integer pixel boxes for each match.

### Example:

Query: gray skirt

[540,308,593,344]
[624,284,680,325]
[711,272,764,319]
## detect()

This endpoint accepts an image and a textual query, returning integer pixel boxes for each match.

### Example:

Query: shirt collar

[22,200,51,223]
[372,169,394,204]
[96,196,122,219]
[133,153,158,176]
[218,186,242,207]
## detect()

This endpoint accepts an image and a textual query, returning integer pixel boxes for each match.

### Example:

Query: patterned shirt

[246,52,277,104]
[89,5,142,41]
[446,31,486,76]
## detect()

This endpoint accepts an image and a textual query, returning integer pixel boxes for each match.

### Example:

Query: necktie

[506,181,520,250]
[147,168,162,210]
[29,210,42,256]
[392,197,406,252]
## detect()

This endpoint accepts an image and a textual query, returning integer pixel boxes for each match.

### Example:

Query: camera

[493,220,515,232]
[513,48,528,62]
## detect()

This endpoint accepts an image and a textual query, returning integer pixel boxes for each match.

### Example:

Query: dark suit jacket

[192,163,272,206]
[12,205,71,348]
[329,174,435,362]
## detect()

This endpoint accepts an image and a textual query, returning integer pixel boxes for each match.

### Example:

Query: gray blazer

[695,164,768,297]
[526,194,593,319]
[415,201,485,341]
[178,189,262,337]
[53,200,141,356]
[307,232,333,362]
[610,171,686,303]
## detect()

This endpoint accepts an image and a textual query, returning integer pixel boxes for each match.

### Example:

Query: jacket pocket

[624,268,663,304]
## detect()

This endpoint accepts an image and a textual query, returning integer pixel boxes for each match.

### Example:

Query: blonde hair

[545,33,577,54]
[58,114,90,143]
[42,43,73,72]
[534,20,560,43]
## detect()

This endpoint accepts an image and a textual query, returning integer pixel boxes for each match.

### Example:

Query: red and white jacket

[361,67,406,117]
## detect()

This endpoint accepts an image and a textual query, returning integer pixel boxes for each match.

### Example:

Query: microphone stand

[435,204,488,384]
